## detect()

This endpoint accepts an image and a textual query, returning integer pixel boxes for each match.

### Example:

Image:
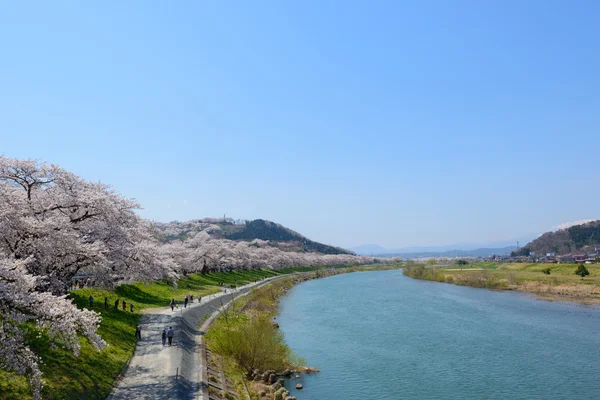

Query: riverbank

[204,265,400,399]
[403,262,600,304]
[0,266,325,400]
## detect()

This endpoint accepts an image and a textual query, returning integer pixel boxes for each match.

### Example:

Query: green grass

[0,267,327,400]
[440,262,600,284]
[405,262,600,299]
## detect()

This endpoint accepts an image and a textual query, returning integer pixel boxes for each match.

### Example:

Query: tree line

[0,156,373,399]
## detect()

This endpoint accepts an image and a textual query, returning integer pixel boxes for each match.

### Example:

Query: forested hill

[155,218,354,255]
[513,220,600,256]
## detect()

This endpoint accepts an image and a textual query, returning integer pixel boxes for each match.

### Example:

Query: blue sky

[1,1,599,249]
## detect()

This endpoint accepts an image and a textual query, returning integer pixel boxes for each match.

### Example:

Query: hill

[155,218,354,255]
[513,220,600,256]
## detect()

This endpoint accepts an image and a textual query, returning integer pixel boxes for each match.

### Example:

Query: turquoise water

[278,270,600,399]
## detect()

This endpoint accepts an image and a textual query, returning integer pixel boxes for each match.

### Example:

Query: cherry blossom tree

[0,257,105,399]
[0,156,175,294]
[160,222,375,273]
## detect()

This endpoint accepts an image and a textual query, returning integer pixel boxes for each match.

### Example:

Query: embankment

[403,263,600,304]
[0,267,326,400]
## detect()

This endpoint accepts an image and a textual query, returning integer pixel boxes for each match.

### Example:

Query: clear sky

[1,1,599,249]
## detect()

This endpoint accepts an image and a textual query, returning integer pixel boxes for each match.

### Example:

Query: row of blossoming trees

[0,156,373,398]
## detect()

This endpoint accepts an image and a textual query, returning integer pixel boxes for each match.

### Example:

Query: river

[277,269,600,399]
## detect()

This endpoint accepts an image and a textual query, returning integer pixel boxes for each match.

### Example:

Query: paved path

[108,279,275,400]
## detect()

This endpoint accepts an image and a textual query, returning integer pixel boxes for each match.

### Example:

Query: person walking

[184,296,188,308]
[170,298,175,312]
[161,328,167,346]
[130,303,134,313]
[135,325,142,340]
[114,299,120,310]
[122,300,126,311]
[89,295,94,308]
[104,297,108,309]
[167,327,174,346]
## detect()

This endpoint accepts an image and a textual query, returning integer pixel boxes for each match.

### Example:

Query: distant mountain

[513,220,600,256]
[350,244,390,255]
[380,246,517,259]
[351,234,538,256]
[155,218,354,255]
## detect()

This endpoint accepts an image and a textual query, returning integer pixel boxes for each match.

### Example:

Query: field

[0,266,325,400]
[405,262,600,302]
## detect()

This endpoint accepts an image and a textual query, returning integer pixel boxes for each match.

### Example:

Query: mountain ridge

[155,218,355,255]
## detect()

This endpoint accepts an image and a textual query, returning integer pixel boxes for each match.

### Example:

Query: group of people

[161,327,175,346]
[170,294,202,311]
[85,295,134,313]
[113,298,134,312]
[70,277,92,291]
[132,325,173,346]
[217,280,239,290]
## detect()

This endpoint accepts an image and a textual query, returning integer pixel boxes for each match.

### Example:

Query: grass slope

[404,262,600,302]
[0,267,321,400]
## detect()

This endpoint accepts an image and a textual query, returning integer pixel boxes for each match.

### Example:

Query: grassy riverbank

[404,262,600,303]
[205,265,400,399]
[0,266,326,400]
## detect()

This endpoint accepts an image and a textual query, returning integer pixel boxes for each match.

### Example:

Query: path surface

[108,279,275,400]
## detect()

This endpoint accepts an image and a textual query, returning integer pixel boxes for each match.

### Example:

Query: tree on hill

[575,265,590,279]
[515,220,600,256]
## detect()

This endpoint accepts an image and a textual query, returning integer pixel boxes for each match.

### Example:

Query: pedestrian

[167,326,174,346]
[122,300,126,311]
[198,295,201,303]
[104,297,108,309]
[170,298,175,311]
[89,295,94,308]
[130,303,134,313]
[135,325,142,340]
[114,299,120,310]
[190,295,194,303]
[161,328,167,346]
[184,296,188,308]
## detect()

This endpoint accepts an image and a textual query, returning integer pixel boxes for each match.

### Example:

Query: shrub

[575,265,590,279]
[403,265,426,278]
[542,267,551,275]
[209,314,292,374]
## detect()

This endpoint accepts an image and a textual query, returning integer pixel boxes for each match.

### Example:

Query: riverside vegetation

[0,267,323,400]
[403,261,600,303]
[205,265,401,400]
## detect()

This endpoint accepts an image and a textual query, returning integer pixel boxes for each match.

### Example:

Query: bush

[542,267,551,275]
[209,314,292,374]
[575,265,590,279]
[403,265,425,278]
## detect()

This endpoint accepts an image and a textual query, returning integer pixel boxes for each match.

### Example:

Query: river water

[277,270,600,399]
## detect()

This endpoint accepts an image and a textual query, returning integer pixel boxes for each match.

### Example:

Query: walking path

[108,278,278,400]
